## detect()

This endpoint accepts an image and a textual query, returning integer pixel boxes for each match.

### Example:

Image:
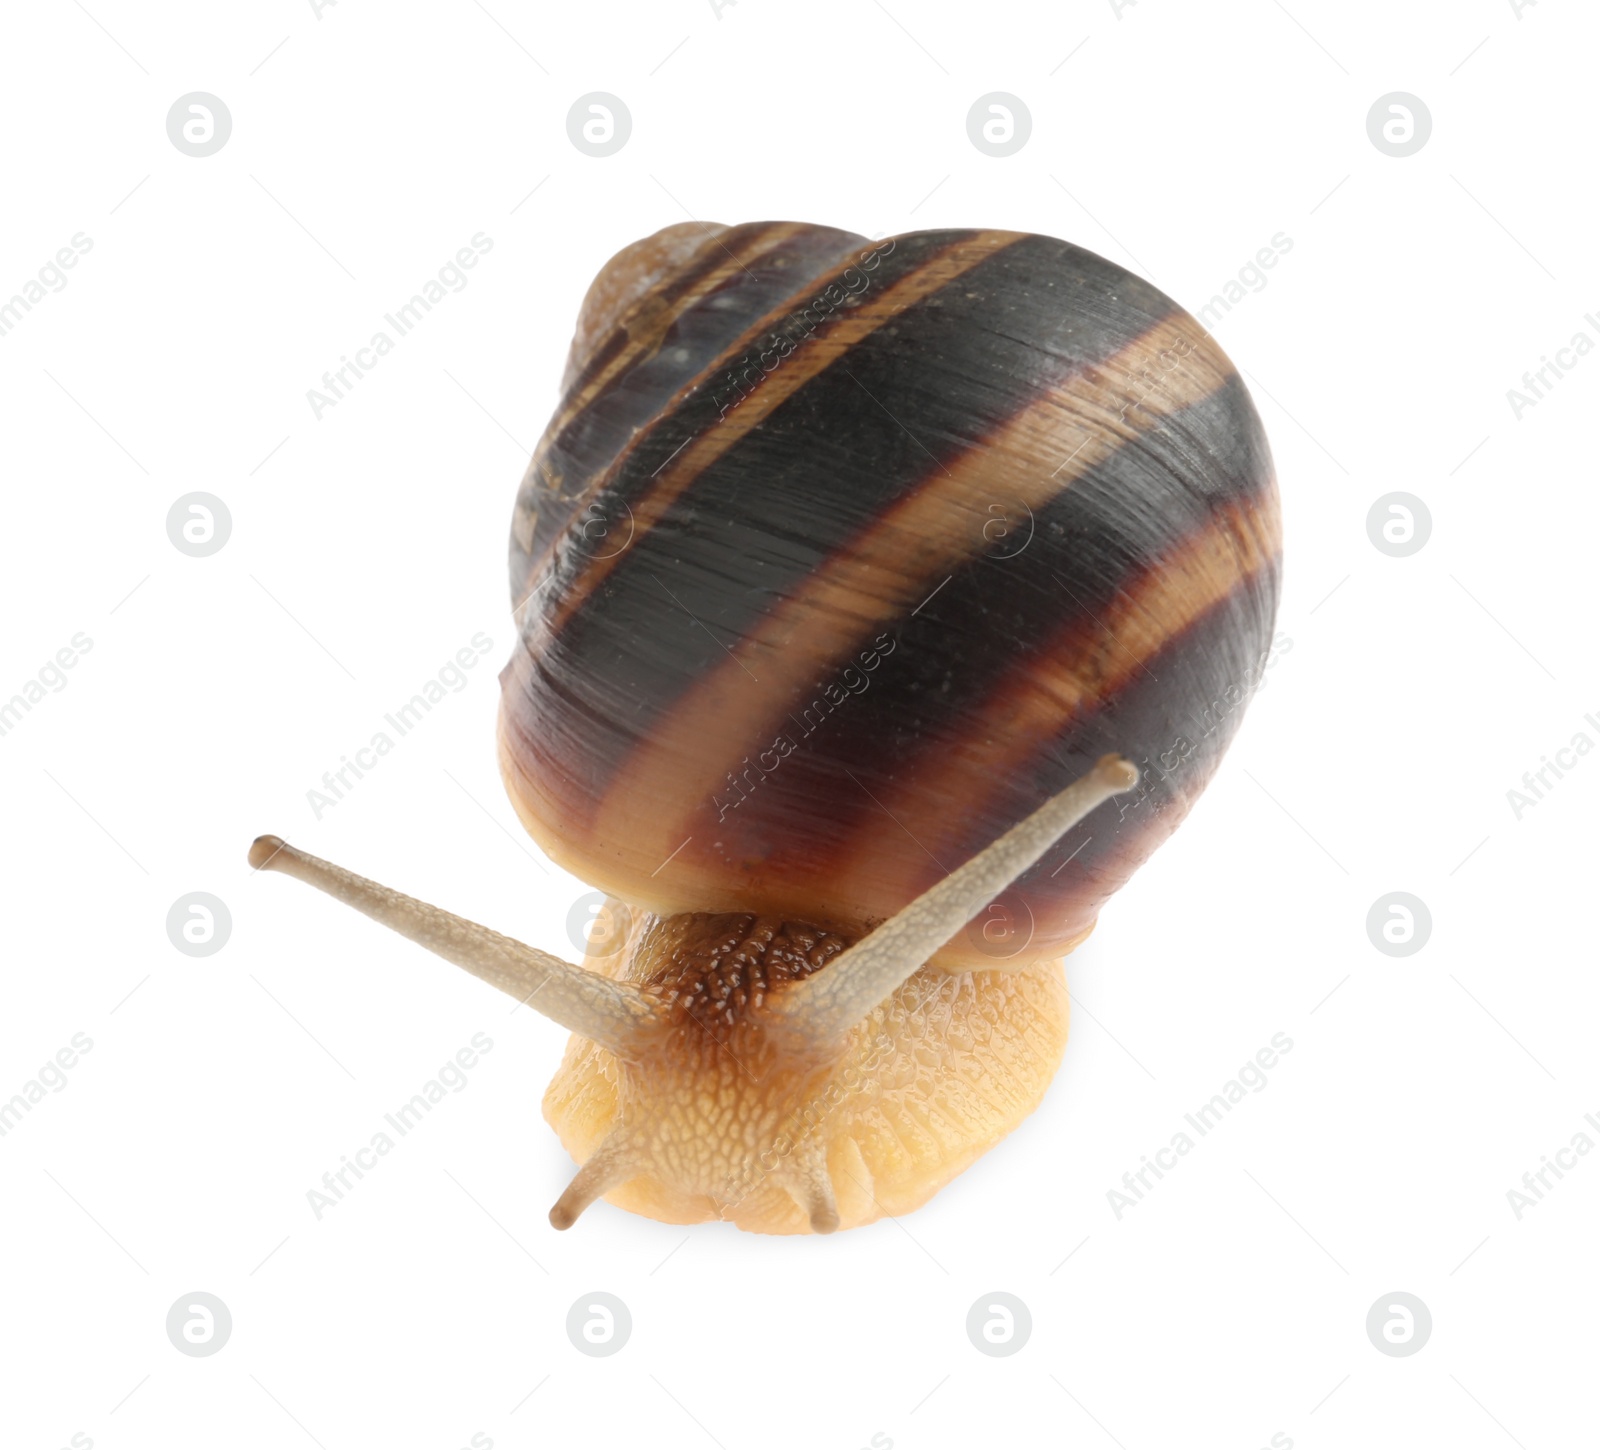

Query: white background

[1,1,1595,1447]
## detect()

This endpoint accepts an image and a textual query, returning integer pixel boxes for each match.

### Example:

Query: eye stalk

[246,835,663,1057]
[767,755,1139,1046]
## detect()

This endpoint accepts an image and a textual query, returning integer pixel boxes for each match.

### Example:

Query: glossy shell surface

[500,221,1281,967]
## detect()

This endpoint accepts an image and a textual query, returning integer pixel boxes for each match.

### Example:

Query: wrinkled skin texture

[543,902,1069,1234]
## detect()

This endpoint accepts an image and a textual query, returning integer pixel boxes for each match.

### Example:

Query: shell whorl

[499,221,1281,968]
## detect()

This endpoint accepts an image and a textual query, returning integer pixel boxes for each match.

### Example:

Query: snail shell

[500,220,1280,969]
[251,219,1279,1235]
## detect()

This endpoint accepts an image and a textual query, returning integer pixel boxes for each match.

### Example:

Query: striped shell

[499,221,1281,968]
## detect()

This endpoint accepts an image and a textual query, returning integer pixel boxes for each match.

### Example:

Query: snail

[251,220,1281,1235]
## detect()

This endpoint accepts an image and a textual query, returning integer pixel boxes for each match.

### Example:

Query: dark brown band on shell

[500,224,1281,967]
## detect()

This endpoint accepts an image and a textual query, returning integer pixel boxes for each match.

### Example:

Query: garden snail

[251,220,1280,1234]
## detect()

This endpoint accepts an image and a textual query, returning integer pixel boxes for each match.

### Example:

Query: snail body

[252,219,1280,1234]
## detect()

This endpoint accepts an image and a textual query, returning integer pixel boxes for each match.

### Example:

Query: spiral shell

[499,220,1280,967]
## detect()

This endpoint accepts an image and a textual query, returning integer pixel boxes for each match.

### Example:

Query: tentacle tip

[809,1209,841,1235]
[548,1202,577,1231]
[249,834,288,871]
[1096,754,1139,792]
